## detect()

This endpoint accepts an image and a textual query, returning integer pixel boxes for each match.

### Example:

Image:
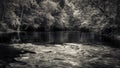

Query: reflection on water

[0,31,102,44]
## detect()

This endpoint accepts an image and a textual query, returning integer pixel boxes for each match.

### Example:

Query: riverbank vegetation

[0,0,119,34]
[0,0,120,67]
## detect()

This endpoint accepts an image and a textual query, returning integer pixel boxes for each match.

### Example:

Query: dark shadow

[0,43,35,67]
[101,35,120,48]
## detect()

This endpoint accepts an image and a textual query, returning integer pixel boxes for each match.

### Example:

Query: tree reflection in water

[0,31,102,45]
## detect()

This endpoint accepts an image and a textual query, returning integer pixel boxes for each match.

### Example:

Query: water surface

[0,31,103,45]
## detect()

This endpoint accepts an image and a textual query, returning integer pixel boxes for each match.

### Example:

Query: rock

[21,57,29,60]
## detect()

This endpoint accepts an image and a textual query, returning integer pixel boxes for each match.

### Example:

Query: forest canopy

[0,0,119,34]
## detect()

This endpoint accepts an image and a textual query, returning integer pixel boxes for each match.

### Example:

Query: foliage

[0,0,119,33]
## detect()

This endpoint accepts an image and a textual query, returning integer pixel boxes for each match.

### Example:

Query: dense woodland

[0,0,120,34]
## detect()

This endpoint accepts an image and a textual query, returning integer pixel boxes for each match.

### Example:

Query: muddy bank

[2,43,119,68]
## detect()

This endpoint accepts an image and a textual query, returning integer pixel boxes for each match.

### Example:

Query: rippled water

[0,31,120,68]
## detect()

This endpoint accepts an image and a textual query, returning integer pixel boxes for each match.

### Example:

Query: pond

[0,31,120,68]
[0,31,103,45]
